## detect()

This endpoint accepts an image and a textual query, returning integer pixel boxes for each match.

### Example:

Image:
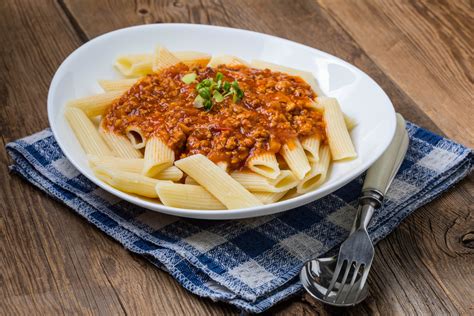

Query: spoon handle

[353,113,409,231]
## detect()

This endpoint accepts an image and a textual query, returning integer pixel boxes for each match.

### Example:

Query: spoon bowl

[300,256,369,307]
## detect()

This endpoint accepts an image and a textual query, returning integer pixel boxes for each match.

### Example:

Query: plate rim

[48,23,396,220]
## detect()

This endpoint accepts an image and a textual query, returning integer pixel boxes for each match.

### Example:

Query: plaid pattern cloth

[5,122,472,313]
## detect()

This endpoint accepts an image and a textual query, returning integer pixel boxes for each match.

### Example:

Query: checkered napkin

[5,122,472,313]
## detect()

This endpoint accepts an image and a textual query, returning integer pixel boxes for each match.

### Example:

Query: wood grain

[318,0,474,148]
[1,0,472,315]
[0,1,234,315]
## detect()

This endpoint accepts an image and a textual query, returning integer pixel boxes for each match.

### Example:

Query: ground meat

[102,63,326,171]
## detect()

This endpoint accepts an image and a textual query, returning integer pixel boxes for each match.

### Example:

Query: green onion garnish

[186,71,244,111]
[213,90,224,103]
[182,73,197,84]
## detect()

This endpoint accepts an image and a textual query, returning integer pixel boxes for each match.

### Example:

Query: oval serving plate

[48,24,396,220]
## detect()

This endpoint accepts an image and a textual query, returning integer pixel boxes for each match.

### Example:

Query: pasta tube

[207,55,250,68]
[184,176,198,185]
[126,126,146,149]
[67,90,123,117]
[88,155,183,181]
[253,191,288,205]
[98,78,138,92]
[301,136,321,162]
[280,138,311,180]
[251,59,321,95]
[174,51,211,67]
[114,54,152,77]
[185,160,227,184]
[155,183,225,210]
[282,188,300,200]
[100,129,143,158]
[321,97,357,160]
[142,136,175,177]
[247,152,280,179]
[297,145,331,194]
[65,107,112,156]
[231,170,298,193]
[152,46,181,72]
[88,155,143,173]
[174,154,262,209]
[309,100,356,130]
[93,166,171,198]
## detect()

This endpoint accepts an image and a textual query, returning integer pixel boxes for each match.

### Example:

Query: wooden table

[1,1,472,314]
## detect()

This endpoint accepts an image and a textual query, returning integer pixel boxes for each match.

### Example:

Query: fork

[324,113,409,304]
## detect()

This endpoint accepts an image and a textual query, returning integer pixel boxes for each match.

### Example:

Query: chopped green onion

[191,71,244,112]
[182,73,197,84]
[213,90,224,103]
[198,87,212,99]
[193,95,205,108]
[204,99,213,111]
[197,78,213,89]
[222,81,231,93]
[232,80,244,103]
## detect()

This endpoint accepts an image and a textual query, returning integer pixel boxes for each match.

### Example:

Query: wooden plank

[1,0,471,315]
[62,0,444,135]
[318,0,474,148]
[0,1,235,315]
[60,0,474,314]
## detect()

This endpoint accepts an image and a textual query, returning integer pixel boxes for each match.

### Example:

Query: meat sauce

[102,63,326,171]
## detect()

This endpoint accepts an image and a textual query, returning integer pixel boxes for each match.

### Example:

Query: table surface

[1,0,472,314]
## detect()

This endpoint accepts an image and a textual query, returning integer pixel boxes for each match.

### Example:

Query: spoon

[300,255,369,306]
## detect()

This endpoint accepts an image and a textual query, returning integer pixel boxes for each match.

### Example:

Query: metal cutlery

[300,113,409,306]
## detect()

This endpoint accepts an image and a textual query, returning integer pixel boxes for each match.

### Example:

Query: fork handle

[354,113,409,231]
[361,113,407,206]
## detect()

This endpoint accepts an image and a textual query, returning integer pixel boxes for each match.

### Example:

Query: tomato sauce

[102,63,326,170]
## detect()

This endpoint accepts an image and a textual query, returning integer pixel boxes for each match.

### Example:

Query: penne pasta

[309,101,356,130]
[207,55,250,68]
[344,115,357,131]
[155,165,184,181]
[152,46,181,72]
[297,145,331,194]
[65,45,358,210]
[185,161,226,184]
[126,126,147,149]
[252,191,288,205]
[88,155,183,181]
[114,54,152,77]
[321,97,357,160]
[155,183,225,210]
[65,107,113,156]
[99,128,143,158]
[184,176,198,185]
[280,138,311,180]
[216,161,229,172]
[174,154,262,209]
[231,170,298,193]
[67,90,123,117]
[142,136,175,177]
[88,155,143,173]
[174,51,212,68]
[115,51,211,76]
[247,152,280,179]
[301,136,321,162]
[98,78,138,92]
[282,187,300,200]
[93,166,171,198]
[250,59,322,96]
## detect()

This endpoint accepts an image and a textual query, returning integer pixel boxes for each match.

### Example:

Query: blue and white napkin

[5,122,472,313]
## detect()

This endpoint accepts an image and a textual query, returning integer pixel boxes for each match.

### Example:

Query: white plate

[48,24,396,220]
